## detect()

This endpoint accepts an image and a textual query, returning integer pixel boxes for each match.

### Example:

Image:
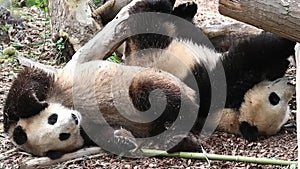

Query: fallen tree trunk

[219,0,300,42]
[48,0,100,51]
[47,0,132,61]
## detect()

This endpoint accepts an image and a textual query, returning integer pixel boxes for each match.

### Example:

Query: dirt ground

[0,0,297,168]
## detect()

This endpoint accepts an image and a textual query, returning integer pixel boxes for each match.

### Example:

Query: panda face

[12,103,84,158]
[239,78,295,136]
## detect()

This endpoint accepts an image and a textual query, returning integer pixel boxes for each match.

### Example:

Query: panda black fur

[116,0,296,140]
[4,61,199,159]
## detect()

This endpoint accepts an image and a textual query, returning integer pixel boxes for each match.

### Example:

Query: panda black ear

[239,121,259,142]
[16,90,48,118]
[13,126,28,145]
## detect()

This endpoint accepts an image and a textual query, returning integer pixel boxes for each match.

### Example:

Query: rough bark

[48,0,100,51]
[48,0,132,54]
[202,22,262,52]
[219,0,300,42]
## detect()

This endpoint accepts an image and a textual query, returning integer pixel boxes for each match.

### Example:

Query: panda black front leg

[239,121,259,142]
[45,150,65,160]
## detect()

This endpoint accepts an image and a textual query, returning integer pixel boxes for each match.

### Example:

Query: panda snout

[71,113,79,125]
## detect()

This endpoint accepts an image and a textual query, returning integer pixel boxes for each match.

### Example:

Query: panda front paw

[171,2,197,21]
[239,121,259,142]
[113,128,138,152]
[45,150,64,160]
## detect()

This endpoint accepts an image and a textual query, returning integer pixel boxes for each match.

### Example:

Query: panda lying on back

[3,0,296,159]
[113,0,296,140]
[4,61,199,159]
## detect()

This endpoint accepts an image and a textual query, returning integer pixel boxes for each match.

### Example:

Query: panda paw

[171,2,198,21]
[239,121,259,142]
[166,132,201,153]
[45,150,65,160]
[114,128,138,152]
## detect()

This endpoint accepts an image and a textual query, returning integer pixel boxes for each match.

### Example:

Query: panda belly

[62,60,198,138]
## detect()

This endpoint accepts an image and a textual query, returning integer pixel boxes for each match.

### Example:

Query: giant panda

[109,0,296,141]
[3,0,296,159]
[4,61,199,159]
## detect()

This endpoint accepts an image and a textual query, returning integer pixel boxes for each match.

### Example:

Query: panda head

[239,77,295,141]
[12,103,84,159]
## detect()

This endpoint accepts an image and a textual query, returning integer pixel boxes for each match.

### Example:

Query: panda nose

[71,113,79,125]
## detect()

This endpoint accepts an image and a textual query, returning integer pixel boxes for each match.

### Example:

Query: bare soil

[0,0,297,168]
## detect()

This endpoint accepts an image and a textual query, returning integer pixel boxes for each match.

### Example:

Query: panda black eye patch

[48,114,58,125]
[269,92,280,106]
[59,133,71,141]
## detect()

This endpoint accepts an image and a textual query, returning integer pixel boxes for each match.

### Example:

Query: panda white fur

[3,0,296,159]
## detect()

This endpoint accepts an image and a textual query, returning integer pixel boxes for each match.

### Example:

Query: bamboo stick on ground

[142,149,297,166]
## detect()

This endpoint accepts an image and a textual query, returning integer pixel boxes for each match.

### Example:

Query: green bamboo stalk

[141,149,297,166]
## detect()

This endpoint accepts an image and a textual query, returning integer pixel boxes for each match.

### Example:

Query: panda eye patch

[269,92,280,106]
[48,114,58,125]
[59,133,71,141]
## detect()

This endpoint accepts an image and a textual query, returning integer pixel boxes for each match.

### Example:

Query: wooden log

[20,147,104,169]
[48,0,131,61]
[48,0,100,51]
[219,0,300,42]
[92,0,132,25]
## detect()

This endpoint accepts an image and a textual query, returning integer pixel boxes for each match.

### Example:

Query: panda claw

[113,128,138,151]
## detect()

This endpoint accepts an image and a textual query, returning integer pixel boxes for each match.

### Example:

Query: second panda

[113,0,296,141]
